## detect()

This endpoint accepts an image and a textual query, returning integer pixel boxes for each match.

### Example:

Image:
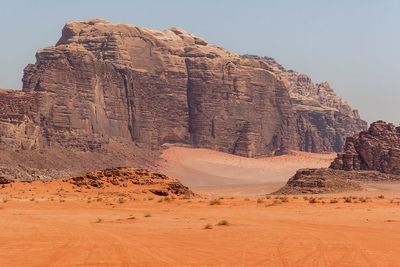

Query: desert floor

[1,148,400,266]
[0,190,400,267]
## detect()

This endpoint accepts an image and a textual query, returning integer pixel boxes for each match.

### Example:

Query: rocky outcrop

[65,167,193,196]
[242,55,367,153]
[0,18,367,179]
[331,121,400,174]
[275,168,400,194]
[277,121,400,194]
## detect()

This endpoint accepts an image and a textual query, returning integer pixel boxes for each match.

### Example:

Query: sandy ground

[0,187,400,267]
[158,147,335,195]
[1,148,399,266]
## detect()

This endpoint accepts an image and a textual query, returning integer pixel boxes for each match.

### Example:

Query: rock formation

[276,121,400,194]
[65,167,193,196]
[0,18,367,179]
[242,55,367,152]
[331,120,400,174]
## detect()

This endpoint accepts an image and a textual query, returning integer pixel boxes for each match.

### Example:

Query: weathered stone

[0,19,367,178]
[275,168,400,194]
[64,167,193,196]
[331,121,400,174]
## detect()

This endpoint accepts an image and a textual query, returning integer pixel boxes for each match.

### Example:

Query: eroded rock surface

[65,167,193,196]
[277,121,400,194]
[275,168,400,194]
[331,121,400,174]
[0,18,367,180]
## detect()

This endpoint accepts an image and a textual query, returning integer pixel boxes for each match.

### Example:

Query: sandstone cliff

[276,121,400,194]
[331,121,400,174]
[242,55,367,152]
[0,18,367,179]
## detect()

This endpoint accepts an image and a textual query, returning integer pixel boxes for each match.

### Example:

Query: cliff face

[242,56,367,153]
[276,121,400,194]
[331,121,400,174]
[1,18,366,165]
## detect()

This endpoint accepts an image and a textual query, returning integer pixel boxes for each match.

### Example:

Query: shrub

[157,198,163,203]
[273,199,282,205]
[204,224,213,229]
[257,198,263,203]
[96,218,103,223]
[144,213,151,217]
[209,199,221,205]
[217,220,229,226]
[244,197,250,201]
[280,197,288,203]
[148,196,154,201]
[164,197,170,201]
[344,197,352,203]
[118,198,125,204]
[309,197,318,204]
[359,197,366,203]
[378,195,385,199]
[330,199,338,203]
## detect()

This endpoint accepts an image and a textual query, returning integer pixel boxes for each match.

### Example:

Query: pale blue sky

[0,0,399,123]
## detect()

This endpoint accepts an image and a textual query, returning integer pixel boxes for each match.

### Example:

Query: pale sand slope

[158,147,335,194]
[1,197,400,266]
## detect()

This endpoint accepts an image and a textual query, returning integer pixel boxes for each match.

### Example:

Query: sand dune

[158,147,335,194]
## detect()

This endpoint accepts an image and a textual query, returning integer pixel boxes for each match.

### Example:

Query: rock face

[65,167,193,196]
[0,18,367,179]
[277,121,400,194]
[275,168,400,194]
[242,56,367,153]
[331,121,400,174]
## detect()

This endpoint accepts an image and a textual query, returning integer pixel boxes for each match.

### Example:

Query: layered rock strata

[277,121,400,194]
[0,18,367,179]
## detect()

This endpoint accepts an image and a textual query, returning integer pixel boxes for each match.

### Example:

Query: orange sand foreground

[1,148,400,266]
[1,187,400,266]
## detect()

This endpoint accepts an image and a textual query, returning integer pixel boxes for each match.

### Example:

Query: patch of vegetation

[217,220,229,226]
[309,197,319,204]
[344,197,352,203]
[204,223,213,229]
[359,197,366,203]
[280,197,288,203]
[30,198,35,202]
[265,196,271,199]
[209,199,221,205]
[330,199,338,203]
[257,198,263,203]
[303,196,309,201]
[273,199,282,205]
[157,198,163,203]
[378,195,385,199]
[96,218,103,223]
[144,213,151,217]
[292,196,299,199]
[244,197,250,201]
[118,198,125,204]
[164,197,170,201]
[148,196,154,201]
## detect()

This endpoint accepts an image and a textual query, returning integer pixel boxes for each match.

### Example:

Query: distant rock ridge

[0,18,367,179]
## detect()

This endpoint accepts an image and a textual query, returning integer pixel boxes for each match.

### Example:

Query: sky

[0,0,399,124]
